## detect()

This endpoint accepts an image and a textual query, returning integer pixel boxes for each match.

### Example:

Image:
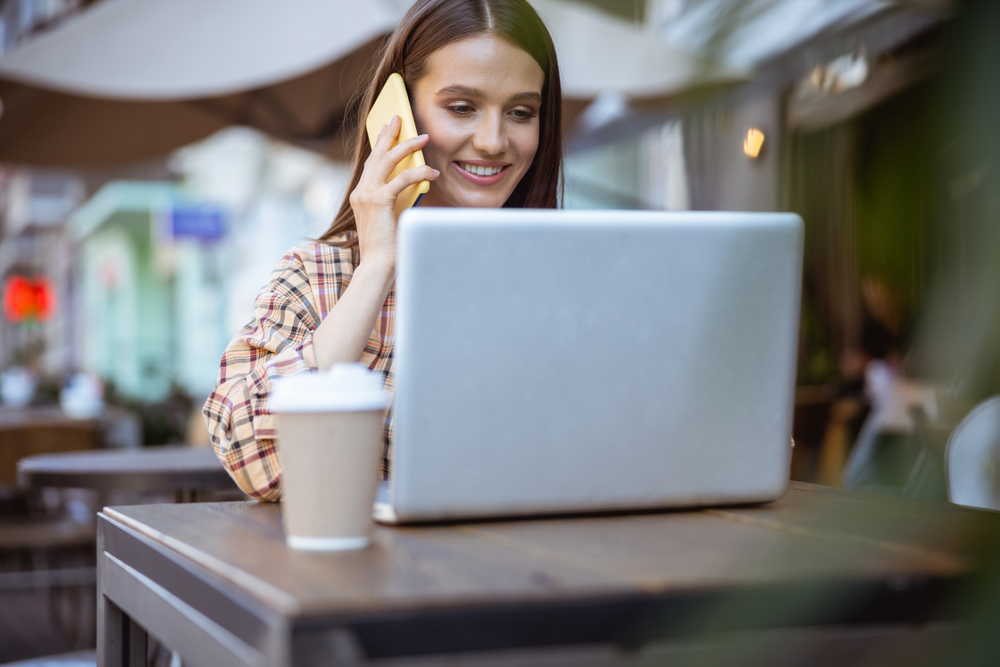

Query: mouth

[454,161,509,185]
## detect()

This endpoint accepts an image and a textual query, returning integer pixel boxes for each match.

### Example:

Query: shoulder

[261,242,357,314]
[269,243,355,284]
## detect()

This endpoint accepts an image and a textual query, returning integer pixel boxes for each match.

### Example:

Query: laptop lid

[387,209,803,522]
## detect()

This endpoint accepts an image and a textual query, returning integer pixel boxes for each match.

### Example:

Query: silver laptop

[375,209,803,523]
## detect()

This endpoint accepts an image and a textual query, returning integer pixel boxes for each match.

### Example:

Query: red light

[3,276,56,323]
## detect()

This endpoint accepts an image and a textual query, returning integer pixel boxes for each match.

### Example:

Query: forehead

[417,34,545,97]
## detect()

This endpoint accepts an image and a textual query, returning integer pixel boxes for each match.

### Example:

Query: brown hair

[318,0,562,248]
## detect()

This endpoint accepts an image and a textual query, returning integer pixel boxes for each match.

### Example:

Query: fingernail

[379,123,388,135]
[432,169,440,175]
[418,134,428,140]
[392,115,399,123]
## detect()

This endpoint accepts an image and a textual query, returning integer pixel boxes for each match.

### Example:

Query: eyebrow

[436,85,542,103]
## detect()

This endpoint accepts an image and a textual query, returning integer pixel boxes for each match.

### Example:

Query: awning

[0,0,401,100]
[0,0,402,165]
[0,0,736,165]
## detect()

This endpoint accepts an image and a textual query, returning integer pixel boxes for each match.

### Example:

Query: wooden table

[18,446,236,500]
[96,482,1000,666]
[0,406,107,487]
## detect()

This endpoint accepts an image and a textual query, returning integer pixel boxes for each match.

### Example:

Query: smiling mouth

[457,162,507,177]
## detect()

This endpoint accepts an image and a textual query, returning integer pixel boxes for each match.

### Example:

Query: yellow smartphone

[366,73,430,217]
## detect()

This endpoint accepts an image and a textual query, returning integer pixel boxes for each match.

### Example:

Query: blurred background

[1,0,999,663]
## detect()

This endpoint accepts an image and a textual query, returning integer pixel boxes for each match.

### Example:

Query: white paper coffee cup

[270,364,391,550]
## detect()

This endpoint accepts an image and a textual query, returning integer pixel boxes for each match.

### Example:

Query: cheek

[511,124,540,168]
[420,116,466,164]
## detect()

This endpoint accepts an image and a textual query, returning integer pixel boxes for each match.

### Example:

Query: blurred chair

[0,494,97,654]
[791,385,835,482]
[816,396,863,487]
[945,395,1000,511]
[841,372,947,498]
[0,418,102,657]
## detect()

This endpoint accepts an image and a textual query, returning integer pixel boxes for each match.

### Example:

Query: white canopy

[0,0,724,102]
[0,0,402,100]
[0,0,733,164]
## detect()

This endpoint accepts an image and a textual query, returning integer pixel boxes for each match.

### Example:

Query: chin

[438,188,511,209]
[462,194,508,208]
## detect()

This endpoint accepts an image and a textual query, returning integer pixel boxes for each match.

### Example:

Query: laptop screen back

[390,209,803,521]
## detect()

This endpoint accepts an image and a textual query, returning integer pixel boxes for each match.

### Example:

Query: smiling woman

[202,0,562,501]
[327,0,563,229]
[413,34,545,208]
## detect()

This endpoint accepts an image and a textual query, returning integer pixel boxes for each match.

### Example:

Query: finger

[372,115,401,156]
[385,165,439,198]
[371,133,430,184]
[383,133,430,168]
[361,116,402,185]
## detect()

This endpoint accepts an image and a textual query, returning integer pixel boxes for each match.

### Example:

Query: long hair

[318,0,562,248]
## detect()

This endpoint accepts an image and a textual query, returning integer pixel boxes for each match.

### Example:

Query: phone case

[366,73,431,216]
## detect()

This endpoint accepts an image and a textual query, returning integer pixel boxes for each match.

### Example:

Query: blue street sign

[171,204,225,241]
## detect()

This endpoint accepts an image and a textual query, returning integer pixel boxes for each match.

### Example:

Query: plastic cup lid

[269,363,391,413]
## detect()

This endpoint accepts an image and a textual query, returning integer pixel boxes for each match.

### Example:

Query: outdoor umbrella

[0,0,403,165]
[0,0,736,166]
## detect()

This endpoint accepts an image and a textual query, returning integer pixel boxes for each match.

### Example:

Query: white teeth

[461,163,502,177]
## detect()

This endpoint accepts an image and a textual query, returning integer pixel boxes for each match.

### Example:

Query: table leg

[99,596,148,667]
[97,514,157,666]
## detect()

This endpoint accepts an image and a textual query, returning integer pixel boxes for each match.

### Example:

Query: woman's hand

[311,116,437,371]
[349,115,439,271]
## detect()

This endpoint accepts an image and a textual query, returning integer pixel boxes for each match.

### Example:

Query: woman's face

[411,34,545,208]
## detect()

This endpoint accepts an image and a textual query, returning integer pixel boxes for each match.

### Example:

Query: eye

[447,103,475,115]
[511,107,538,121]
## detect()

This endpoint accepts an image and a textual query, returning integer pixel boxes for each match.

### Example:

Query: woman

[203,0,563,501]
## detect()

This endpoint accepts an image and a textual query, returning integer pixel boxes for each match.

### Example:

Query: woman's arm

[204,117,437,500]
[312,115,438,370]
[203,248,328,501]
[311,260,394,370]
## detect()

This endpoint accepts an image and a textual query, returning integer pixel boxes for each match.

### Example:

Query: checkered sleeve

[202,247,327,501]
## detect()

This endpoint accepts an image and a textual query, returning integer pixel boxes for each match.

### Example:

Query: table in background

[0,406,140,488]
[18,445,237,502]
[7,446,236,662]
[97,482,1000,666]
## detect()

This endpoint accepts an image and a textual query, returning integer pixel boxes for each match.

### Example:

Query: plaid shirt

[203,243,394,502]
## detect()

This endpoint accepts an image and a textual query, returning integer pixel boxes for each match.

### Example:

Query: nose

[472,111,507,156]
